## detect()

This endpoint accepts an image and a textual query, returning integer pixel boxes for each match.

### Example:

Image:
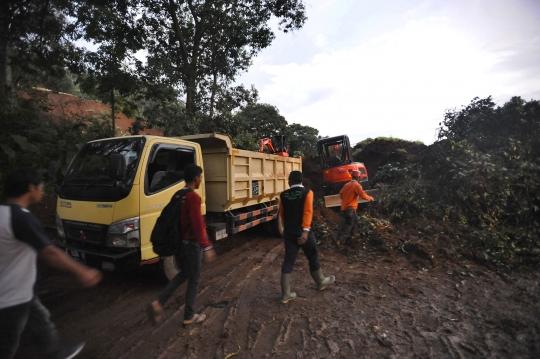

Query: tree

[140,0,306,115]
[130,83,187,136]
[75,0,144,136]
[286,123,319,156]
[0,0,80,95]
[193,84,258,135]
[236,103,288,140]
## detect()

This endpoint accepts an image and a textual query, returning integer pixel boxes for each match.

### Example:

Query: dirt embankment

[21,88,163,135]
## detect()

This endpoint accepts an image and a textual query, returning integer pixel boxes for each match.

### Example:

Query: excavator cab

[318,135,353,168]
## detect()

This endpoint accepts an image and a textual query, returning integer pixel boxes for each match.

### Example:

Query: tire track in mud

[17,235,540,359]
[81,236,285,359]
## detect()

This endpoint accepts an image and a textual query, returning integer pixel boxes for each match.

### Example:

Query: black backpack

[150,188,193,256]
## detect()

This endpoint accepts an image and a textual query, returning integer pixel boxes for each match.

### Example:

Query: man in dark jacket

[148,164,217,326]
[278,170,335,304]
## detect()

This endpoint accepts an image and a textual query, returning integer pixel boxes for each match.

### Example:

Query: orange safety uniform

[339,180,372,211]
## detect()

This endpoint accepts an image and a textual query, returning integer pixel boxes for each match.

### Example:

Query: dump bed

[182,133,302,212]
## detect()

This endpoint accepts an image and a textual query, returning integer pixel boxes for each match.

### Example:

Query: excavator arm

[259,137,289,157]
[259,138,276,153]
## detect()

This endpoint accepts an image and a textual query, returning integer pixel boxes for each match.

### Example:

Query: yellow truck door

[138,139,204,261]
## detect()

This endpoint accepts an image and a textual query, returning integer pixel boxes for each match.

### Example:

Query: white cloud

[253,17,507,144]
[238,0,540,145]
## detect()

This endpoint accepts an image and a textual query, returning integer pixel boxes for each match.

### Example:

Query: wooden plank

[324,189,380,208]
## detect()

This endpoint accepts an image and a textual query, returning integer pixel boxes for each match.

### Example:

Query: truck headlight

[106,217,140,248]
[55,213,65,239]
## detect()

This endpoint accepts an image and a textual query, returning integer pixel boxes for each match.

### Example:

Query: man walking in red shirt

[148,164,216,327]
[338,170,374,244]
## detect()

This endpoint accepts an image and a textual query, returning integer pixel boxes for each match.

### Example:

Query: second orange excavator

[259,135,289,157]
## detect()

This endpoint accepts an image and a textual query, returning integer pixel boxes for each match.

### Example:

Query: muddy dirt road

[16,231,540,359]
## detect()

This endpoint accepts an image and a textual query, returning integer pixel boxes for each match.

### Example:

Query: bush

[366,96,540,268]
[0,94,113,197]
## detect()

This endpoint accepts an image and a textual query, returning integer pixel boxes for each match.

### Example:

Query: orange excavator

[259,135,289,157]
[317,135,378,207]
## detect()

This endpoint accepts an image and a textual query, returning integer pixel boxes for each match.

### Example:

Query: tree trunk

[209,72,217,118]
[0,10,11,96]
[111,88,115,137]
[185,72,196,115]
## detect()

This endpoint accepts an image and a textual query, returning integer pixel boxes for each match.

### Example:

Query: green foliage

[0,94,113,195]
[0,0,87,94]
[236,103,288,139]
[353,136,423,156]
[371,96,540,268]
[373,163,419,185]
[227,104,320,154]
[139,0,307,114]
[286,123,320,156]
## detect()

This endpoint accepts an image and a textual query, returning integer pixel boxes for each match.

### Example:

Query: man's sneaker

[55,341,85,359]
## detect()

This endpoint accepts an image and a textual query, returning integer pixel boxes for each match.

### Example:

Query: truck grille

[63,220,108,244]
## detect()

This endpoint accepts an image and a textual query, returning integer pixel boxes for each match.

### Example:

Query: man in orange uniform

[338,170,374,243]
[278,171,335,304]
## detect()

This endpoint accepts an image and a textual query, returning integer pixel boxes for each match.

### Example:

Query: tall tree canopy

[237,103,288,139]
[286,123,320,156]
[75,0,145,135]
[139,0,306,115]
[0,0,80,95]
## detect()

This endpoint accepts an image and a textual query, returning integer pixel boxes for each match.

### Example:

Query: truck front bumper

[54,240,141,272]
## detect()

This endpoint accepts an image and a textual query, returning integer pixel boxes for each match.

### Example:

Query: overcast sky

[236,0,540,145]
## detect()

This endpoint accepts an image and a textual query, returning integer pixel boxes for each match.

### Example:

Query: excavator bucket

[324,189,380,208]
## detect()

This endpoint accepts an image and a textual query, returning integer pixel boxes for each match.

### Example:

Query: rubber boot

[310,269,335,291]
[280,273,297,304]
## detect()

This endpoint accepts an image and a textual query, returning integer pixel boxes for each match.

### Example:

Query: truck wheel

[161,255,180,281]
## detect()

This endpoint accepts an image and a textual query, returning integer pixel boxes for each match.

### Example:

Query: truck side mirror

[109,154,127,180]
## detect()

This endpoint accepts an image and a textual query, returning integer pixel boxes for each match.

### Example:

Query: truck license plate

[66,249,86,263]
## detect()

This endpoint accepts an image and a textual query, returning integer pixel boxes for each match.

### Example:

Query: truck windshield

[59,138,145,201]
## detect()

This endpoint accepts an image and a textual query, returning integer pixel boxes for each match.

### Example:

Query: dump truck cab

[55,136,204,272]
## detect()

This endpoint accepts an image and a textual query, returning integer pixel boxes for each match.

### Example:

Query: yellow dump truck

[54,133,301,279]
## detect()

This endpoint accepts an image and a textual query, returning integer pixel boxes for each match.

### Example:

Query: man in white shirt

[0,168,102,359]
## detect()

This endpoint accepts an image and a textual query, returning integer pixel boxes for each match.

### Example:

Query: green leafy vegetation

[353,137,423,156]
[0,96,113,197]
[351,96,540,269]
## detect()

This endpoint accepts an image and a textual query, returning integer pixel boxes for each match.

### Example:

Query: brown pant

[340,207,358,237]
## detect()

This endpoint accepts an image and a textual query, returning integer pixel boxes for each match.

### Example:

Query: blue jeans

[158,240,202,320]
[0,296,61,359]
[281,231,321,274]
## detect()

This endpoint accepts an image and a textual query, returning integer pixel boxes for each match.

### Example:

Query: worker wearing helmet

[338,170,374,244]
[329,144,342,164]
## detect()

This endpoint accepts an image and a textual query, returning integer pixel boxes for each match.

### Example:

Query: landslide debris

[308,96,540,270]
